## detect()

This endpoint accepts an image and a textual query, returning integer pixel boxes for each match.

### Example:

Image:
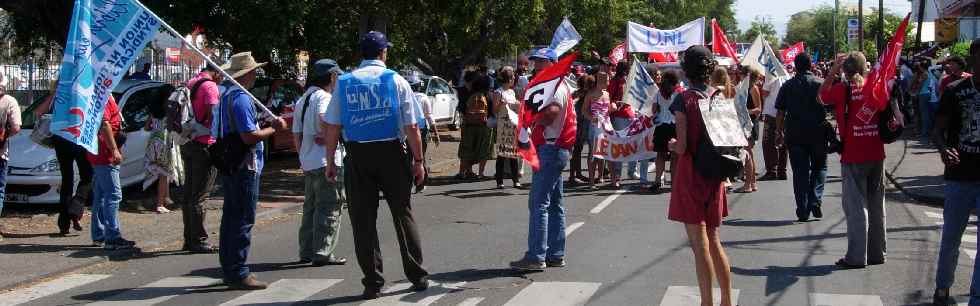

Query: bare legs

[738,142,758,192]
[684,223,733,306]
[156,176,171,213]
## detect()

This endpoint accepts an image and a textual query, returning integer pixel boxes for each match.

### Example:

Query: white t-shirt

[0,94,21,160]
[542,83,571,140]
[654,91,677,125]
[762,76,786,117]
[293,87,343,171]
[415,92,433,124]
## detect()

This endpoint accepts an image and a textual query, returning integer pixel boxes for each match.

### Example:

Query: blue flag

[53,0,161,153]
[549,18,582,57]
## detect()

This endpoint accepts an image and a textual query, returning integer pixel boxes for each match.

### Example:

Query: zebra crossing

[923,210,978,260]
[0,273,900,306]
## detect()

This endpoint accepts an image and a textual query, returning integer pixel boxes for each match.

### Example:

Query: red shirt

[608,76,626,103]
[609,103,636,118]
[187,72,220,144]
[87,96,122,165]
[819,82,885,164]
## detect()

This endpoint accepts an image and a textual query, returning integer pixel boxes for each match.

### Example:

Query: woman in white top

[493,66,521,189]
[650,70,681,193]
[580,72,612,190]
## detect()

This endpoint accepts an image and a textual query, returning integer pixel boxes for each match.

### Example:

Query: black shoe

[104,238,136,250]
[226,274,268,290]
[834,258,866,269]
[411,278,430,292]
[868,259,886,265]
[362,287,381,300]
[509,258,546,271]
[933,288,952,306]
[811,204,823,219]
[92,240,105,247]
[184,243,218,254]
[546,258,566,267]
[797,217,809,222]
[648,181,662,193]
[758,173,779,181]
[777,173,788,180]
[311,255,347,266]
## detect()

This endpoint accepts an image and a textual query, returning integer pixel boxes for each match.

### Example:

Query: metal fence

[0,64,60,92]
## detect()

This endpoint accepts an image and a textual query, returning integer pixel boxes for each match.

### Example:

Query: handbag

[878,85,905,144]
[30,114,55,148]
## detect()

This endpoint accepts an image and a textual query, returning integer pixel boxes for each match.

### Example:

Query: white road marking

[565,222,585,237]
[964,235,977,243]
[659,286,741,306]
[457,297,485,306]
[925,211,944,219]
[0,274,111,306]
[218,279,341,305]
[809,293,883,306]
[359,282,465,306]
[965,249,977,260]
[590,190,627,214]
[86,277,218,306]
[502,282,601,306]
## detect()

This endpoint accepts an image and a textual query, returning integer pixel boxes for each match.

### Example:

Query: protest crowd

[3,4,980,306]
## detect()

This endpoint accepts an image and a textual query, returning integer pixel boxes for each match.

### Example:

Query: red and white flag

[781,42,805,65]
[608,42,627,65]
[711,19,739,64]
[518,53,577,171]
[648,51,677,63]
[856,13,910,124]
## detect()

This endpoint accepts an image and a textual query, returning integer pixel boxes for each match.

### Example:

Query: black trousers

[495,157,519,185]
[181,141,217,247]
[344,140,428,289]
[54,136,92,232]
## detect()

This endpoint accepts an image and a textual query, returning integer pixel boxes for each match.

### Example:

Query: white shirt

[654,91,677,125]
[762,76,786,117]
[324,60,417,142]
[542,83,571,140]
[415,93,433,124]
[293,87,343,171]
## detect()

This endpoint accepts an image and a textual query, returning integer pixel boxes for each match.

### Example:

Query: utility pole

[877,0,885,55]
[833,0,840,56]
[915,0,927,52]
[859,0,865,52]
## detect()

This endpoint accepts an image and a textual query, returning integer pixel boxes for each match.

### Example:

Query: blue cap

[360,31,393,54]
[529,48,558,62]
[312,59,343,78]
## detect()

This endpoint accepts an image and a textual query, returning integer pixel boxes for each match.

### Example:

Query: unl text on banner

[627,17,705,53]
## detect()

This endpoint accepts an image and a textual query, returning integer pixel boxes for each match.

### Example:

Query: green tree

[740,16,778,48]
[784,5,909,62]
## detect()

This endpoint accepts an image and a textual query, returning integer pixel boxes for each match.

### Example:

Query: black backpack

[208,90,255,176]
[688,89,745,180]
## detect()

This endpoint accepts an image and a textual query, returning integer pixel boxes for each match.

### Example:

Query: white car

[6,80,170,204]
[416,75,460,130]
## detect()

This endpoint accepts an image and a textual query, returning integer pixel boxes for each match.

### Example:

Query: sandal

[733,186,755,193]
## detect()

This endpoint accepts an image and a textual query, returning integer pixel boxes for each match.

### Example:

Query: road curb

[885,138,944,207]
[0,201,304,293]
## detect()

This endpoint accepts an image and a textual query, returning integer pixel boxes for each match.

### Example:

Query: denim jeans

[788,143,827,219]
[626,160,651,182]
[918,95,937,139]
[935,181,980,303]
[91,165,122,242]
[0,159,7,217]
[219,169,259,282]
[525,144,569,262]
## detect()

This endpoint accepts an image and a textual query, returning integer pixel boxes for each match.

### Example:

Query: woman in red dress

[667,46,734,306]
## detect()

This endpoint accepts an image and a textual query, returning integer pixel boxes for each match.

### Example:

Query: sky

[734,0,913,39]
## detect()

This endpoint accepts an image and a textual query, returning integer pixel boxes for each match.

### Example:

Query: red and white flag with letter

[608,42,627,65]
[856,13,910,124]
[518,53,577,171]
[781,42,805,65]
[711,19,739,64]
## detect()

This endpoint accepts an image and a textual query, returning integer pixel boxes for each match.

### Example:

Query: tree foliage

[1,0,737,79]
[784,5,908,62]
[740,16,778,48]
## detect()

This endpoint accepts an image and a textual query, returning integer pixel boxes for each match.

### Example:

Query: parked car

[6,80,169,204]
[416,75,460,130]
[249,78,303,157]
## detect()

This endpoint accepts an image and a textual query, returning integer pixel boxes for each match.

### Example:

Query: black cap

[312,59,343,78]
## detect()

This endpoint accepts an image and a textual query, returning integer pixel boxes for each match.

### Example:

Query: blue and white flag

[53,0,161,153]
[627,17,705,53]
[549,18,582,57]
[741,35,788,79]
[623,58,659,117]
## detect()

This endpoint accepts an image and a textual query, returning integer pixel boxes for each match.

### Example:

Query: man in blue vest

[323,31,429,300]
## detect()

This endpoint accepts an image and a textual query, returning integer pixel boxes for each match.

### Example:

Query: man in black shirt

[775,53,828,222]
[931,38,980,306]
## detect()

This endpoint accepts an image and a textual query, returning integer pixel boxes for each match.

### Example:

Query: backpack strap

[188,79,214,121]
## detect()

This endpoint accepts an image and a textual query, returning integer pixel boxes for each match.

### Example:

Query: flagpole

[132,0,276,119]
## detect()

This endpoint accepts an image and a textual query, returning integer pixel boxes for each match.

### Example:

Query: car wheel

[448,111,460,131]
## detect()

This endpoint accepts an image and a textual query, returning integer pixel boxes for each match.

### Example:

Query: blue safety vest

[337,69,401,142]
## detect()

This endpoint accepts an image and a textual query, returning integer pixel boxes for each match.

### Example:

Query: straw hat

[221,52,267,79]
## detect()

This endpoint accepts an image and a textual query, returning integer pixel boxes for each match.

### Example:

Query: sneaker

[497,184,505,189]
[811,204,823,219]
[546,258,566,268]
[777,172,788,180]
[226,273,268,290]
[410,277,430,292]
[509,258,546,271]
[92,240,105,247]
[513,182,522,188]
[104,238,136,250]
[362,287,381,300]
[933,288,952,306]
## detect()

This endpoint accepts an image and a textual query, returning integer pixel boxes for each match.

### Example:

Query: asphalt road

[1,158,975,306]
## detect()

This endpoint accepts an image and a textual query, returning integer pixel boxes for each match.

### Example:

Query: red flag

[781,42,805,65]
[648,51,677,63]
[608,42,627,65]
[711,19,739,64]
[859,13,911,121]
[518,53,577,171]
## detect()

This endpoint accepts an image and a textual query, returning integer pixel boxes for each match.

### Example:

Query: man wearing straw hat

[323,31,429,300]
[215,51,286,290]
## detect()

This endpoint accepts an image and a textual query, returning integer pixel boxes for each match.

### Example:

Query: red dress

[667,90,728,227]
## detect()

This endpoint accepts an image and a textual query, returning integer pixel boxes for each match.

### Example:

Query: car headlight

[30,159,60,173]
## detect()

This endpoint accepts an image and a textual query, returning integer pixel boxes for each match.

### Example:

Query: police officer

[322,31,429,300]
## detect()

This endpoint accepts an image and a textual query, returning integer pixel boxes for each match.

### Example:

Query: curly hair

[681,46,715,84]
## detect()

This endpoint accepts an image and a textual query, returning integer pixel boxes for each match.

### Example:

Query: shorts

[653,123,676,153]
